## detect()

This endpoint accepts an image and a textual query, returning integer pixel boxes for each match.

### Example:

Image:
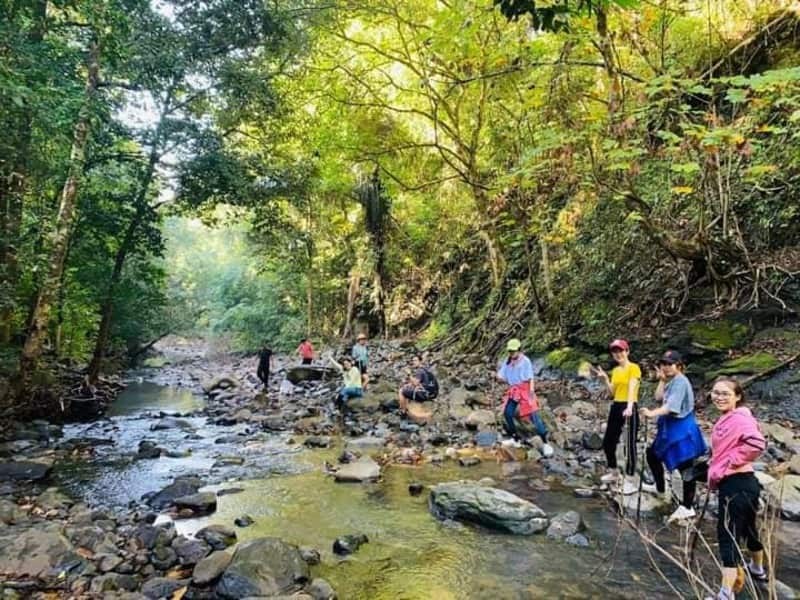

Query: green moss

[705,352,780,380]
[545,347,593,373]
[142,356,170,368]
[688,320,751,351]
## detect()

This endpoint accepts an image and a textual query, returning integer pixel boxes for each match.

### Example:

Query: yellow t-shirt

[611,362,641,402]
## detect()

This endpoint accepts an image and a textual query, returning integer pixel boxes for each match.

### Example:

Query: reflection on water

[108,381,205,416]
[173,453,684,600]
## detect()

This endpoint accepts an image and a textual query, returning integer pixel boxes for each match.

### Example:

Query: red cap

[609,339,629,352]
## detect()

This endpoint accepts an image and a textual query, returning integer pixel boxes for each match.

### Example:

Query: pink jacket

[502,383,539,417]
[708,407,766,490]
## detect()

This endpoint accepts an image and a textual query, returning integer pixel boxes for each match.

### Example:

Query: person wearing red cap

[594,339,641,486]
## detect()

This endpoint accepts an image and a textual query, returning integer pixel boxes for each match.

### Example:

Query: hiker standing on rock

[398,354,439,415]
[640,350,707,524]
[257,344,274,390]
[297,338,315,365]
[351,333,370,389]
[496,338,552,455]
[327,354,363,408]
[594,339,641,488]
[707,377,767,600]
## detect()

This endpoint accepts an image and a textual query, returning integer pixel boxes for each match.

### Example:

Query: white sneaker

[600,471,620,483]
[641,482,659,493]
[541,443,554,458]
[667,505,696,524]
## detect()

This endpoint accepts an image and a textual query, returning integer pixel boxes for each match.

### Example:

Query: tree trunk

[343,267,360,338]
[87,145,159,383]
[15,39,101,391]
[0,0,48,344]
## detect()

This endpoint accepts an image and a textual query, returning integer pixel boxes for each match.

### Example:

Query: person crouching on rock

[398,354,438,415]
[496,338,551,454]
[327,355,363,409]
[639,350,707,524]
[594,338,641,486]
[708,377,767,600]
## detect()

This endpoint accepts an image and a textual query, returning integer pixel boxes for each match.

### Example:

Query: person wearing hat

[496,338,551,453]
[593,339,641,485]
[351,333,370,389]
[640,350,707,524]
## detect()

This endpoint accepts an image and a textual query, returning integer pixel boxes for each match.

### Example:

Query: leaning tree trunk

[15,40,101,393]
[360,169,391,338]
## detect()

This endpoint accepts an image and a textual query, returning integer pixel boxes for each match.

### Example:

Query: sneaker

[541,443,554,458]
[747,561,768,582]
[641,482,659,493]
[600,471,620,483]
[667,505,696,524]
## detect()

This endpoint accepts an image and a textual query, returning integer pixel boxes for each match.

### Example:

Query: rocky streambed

[1,338,800,599]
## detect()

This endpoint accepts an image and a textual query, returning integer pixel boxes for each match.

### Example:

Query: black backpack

[421,368,439,399]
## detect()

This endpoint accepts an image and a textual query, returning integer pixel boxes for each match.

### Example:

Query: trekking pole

[636,412,648,525]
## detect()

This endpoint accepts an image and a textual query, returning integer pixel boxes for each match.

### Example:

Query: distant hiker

[257,344,274,389]
[398,354,439,414]
[496,338,552,454]
[327,354,363,408]
[640,350,707,524]
[594,339,641,487]
[351,333,370,389]
[297,338,315,365]
[708,377,767,600]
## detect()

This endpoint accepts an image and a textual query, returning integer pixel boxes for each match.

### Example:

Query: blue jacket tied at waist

[652,412,707,471]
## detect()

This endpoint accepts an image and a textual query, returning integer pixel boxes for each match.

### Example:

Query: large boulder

[0,460,52,482]
[429,482,548,534]
[465,410,495,430]
[202,375,240,393]
[286,366,338,385]
[764,475,800,521]
[546,511,585,539]
[0,523,81,578]
[145,476,203,509]
[216,537,309,599]
[334,457,380,483]
[174,492,217,516]
[193,550,232,585]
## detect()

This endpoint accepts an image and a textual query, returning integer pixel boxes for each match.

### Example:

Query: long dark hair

[712,377,746,405]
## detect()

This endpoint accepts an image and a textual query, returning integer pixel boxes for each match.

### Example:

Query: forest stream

[27,348,797,600]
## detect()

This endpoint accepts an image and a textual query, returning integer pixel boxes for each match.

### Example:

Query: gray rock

[429,482,548,534]
[193,550,232,585]
[465,410,495,430]
[234,515,255,527]
[334,457,380,483]
[196,524,237,550]
[174,492,217,515]
[764,475,800,520]
[304,436,332,448]
[172,536,211,565]
[146,477,203,509]
[150,545,178,570]
[299,547,321,565]
[133,523,175,550]
[458,456,480,467]
[0,460,52,481]
[216,537,309,598]
[581,432,603,451]
[0,522,82,578]
[136,440,162,459]
[546,511,585,539]
[0,499,25,525]
[97,553,124,572]
[286,366,337,385]
[565,533,590,547]
[151,417,194,431]
[308,577,337,599]
[332,534,368,556]
[89,572,139,593]
[141,577,188,599]
[475,431,497,447]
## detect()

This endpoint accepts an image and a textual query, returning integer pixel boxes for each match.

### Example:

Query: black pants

[602,403,638,475]
[302,358,312,365]
[257,368,269,387]
[718,473,763,568]
[646,446,696,508]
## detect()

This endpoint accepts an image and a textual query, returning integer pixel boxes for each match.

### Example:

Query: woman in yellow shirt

[594,339,641,484]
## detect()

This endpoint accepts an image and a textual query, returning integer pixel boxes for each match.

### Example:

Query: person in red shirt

[297,338,315,365]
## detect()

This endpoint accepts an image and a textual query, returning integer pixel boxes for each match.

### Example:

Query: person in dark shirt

[257,344,274,389]
[398,354,438,414]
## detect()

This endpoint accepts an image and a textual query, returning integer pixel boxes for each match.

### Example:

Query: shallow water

[55,382,800,599]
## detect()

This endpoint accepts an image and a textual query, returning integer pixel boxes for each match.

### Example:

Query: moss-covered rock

[688,320,751,352]
[544,347,594,374]
[705,352,780,381]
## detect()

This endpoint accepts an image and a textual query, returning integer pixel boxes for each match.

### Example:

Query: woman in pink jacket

[708,377,767,600]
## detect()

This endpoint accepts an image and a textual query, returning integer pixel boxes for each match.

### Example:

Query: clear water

[55,382,800,599]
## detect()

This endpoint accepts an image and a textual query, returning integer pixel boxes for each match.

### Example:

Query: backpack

[421,368,439,399]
